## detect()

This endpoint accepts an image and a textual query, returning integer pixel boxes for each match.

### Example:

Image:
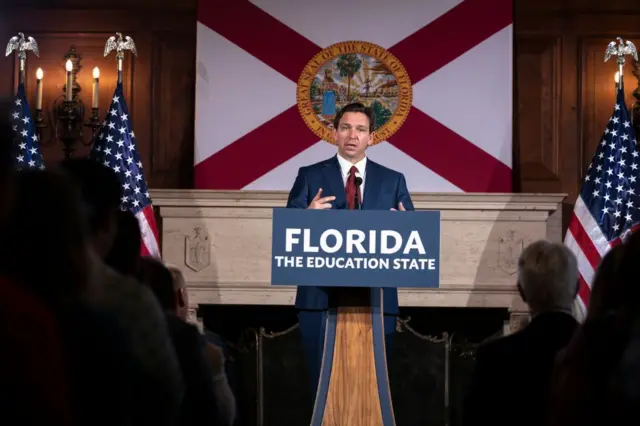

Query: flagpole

[19,56,25,86]
[103,32,137,86]
[619,63,624,91]
[5,33,40,88]
[118,56,123,84]
[605,37,638,91]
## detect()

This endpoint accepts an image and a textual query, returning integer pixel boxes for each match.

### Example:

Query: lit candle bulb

[65,59,73,102]
[35,68,43,110]
[92,66,100,109]
[615,71,620,84]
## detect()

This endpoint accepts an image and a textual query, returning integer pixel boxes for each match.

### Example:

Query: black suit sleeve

[396,173,414,211]
[286,167,310,209]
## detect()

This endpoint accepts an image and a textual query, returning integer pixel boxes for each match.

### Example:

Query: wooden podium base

[310,288,395,426]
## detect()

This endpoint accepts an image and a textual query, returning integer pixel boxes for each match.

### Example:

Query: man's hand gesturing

[308,188,335,210]
[390,202,406,211]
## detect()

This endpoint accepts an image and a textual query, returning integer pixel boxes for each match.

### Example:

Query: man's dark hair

[57,158,122,232]
[332,102,376,133]
[137,257,176,312]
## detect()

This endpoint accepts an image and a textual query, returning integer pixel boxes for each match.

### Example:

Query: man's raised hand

[308,188,335,210]
[390,201,406,212]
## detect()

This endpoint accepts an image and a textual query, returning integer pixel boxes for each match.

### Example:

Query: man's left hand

[390,201,406,211]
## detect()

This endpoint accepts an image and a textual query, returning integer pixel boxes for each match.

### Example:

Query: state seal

[296,41,412,145]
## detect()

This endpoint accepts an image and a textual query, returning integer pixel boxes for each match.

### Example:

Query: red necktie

[345,165,361,210]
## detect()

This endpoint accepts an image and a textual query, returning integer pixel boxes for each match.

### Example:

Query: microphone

[354,175,363,210]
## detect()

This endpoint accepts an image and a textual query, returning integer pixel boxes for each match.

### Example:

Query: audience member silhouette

[0,102,75,425]
[3,169,139,425]
[464,240,579,426]
[58,158,185,424]
[547,244,626,426]
[137,256,225,425]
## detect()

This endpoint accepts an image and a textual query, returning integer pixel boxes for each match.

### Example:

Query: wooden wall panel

[148,30,196,188]
[516,36,562,193]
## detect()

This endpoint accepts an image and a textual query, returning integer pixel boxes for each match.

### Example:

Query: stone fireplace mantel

[150,190,566,333]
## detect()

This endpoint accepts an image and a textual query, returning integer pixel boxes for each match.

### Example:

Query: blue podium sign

[270,208,440,288]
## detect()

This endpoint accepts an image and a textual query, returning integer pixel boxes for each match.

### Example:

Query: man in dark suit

[463,240,579,426]
[286,102,414,391]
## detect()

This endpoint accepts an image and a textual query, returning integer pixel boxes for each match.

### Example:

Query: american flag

[565,81,640,317]
[10,83,44,170]
[90,82,160,258]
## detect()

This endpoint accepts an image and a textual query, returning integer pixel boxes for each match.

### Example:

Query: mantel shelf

[152,190,564,314]
[150,189,566,211]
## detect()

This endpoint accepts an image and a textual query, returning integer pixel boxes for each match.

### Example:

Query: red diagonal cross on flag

[195,0,512,192]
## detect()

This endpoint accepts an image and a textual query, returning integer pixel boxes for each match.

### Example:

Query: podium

[271,208,440,426]
[313,287,392,426]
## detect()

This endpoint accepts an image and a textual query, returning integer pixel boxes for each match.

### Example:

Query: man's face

[334,112,374,163]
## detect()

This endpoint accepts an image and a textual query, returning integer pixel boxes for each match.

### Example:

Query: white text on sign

[285,228,426,254]
[272,255,436,270]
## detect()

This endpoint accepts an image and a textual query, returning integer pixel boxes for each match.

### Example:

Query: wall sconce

[35,46,101,158]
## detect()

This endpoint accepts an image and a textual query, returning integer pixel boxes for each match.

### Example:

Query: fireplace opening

[199,304,509,426]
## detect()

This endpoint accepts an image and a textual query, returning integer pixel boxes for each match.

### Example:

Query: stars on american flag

[11,83,44,170]
[580,90,640,240]
[89,83,151,214]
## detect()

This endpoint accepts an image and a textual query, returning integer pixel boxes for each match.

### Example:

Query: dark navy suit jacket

[285,155,414,315]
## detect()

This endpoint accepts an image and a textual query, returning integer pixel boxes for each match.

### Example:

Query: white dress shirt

[337,154,367,201]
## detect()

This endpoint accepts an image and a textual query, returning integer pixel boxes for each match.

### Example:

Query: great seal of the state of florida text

[296,41,412,145]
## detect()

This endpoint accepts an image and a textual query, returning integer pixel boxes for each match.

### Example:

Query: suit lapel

[323,156,347,209]
[362,160,381,209]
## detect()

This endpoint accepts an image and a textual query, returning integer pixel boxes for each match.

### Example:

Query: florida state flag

[195,0,513,193]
